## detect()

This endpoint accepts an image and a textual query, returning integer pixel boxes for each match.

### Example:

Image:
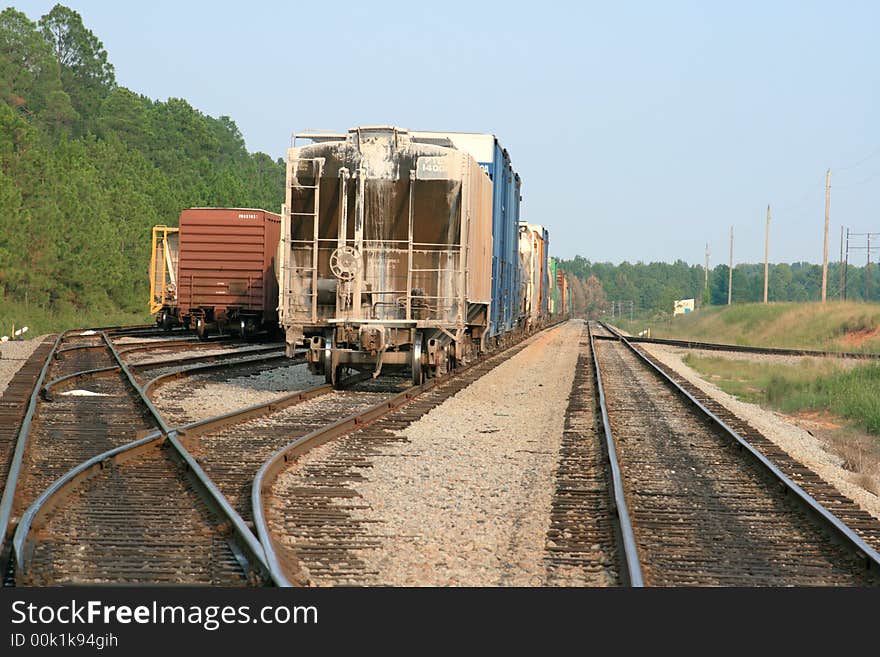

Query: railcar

[278,126,494,386]
[518,222,550,331]
[548,258,571,319]
[549,257,560,316]
[409,131,522,340]
[150,207,281,338]
[150,224,179,321]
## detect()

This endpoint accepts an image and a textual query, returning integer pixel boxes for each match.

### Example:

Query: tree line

[559,256,880,318]
[0,4,284,318]
[4,5,876,328]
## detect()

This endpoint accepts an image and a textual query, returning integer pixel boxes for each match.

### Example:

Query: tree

[582,274,608,319]
[39,4,114,130]
[0,4,284,327]
[0,7,76,128]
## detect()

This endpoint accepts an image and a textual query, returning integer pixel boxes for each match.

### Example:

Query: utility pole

[867,234,872,303]
[764,205,770,304]
[844,228,849,300]
[839,226,844,299]
[728,226,733,305]
[821,168,831,302]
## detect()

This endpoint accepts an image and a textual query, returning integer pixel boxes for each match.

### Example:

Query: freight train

[277,126,568,387]
[148,126,571,378]
[150,207,281,338]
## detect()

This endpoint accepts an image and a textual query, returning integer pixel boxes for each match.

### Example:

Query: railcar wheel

[239,319,248,340]
[323,331,334,385]
[160,312,173,332]
[196,318,208,341]
[411,334,424,386]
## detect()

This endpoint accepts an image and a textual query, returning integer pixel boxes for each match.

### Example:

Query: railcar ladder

[286,158,324,322]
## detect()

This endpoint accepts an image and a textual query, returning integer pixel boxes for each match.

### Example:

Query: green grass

[0,300,151,339]
[684,353,880,435]
[616,301,880,353]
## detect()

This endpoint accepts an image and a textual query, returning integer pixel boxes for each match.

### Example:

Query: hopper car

[278,126,493,386]
[548,257,572,318]
[277,125,568,387]
[518,222,550,331]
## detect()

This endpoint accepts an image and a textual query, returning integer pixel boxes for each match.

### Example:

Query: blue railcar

[490,142,522,337]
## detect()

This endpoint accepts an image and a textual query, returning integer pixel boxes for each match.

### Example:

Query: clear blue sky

[14,1,880,266]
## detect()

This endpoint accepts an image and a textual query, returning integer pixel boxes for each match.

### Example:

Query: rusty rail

[587,325,644,586]
[598,321,880,576]
[251,321,566,586]
[0,332,65,568]
[99,332,272,581]
[12,374,332,583]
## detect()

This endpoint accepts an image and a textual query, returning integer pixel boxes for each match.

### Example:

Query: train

[149,207,281,338]
[518,223,550,331]
[148,126,571,381]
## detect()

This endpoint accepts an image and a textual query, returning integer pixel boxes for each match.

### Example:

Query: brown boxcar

[154,208,282,338]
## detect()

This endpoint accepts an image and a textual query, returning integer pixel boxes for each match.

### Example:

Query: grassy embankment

[0,300,151,339]
[616,301,880,352]
[617,302,880,492]
[682,352,880,492]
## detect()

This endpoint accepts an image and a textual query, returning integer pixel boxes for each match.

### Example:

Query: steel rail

[43,348,284,401]
[0,332,65,566]
[130,346,284,371]
[55,343,107,356]
[75,323,154,335]
[599,322,880,575]
[1,324,179,562]
[141,352,294,398]
[12,430,163,573]
[105,326,185,337]
[100,332,272,581]
[253,380,439,586]
[251,323,561,587]
[11,380,333,581]
[110,338,201,350]
[41,366,120,400]
[624,335,880,360]
[0,325,257,568]
[115,336,233,356]
[587,325,644,587]
[175,383,332,439]
[8,321,562,583]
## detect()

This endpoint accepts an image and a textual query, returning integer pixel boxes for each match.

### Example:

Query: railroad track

[0,330,156,578]
[598,324,880,360]
[9,321,561,586]
[23,317,865,587]
[2,330,278,585]
[0,337,57,524]
[543,327,622,586]
[591,322,880,586]
[589,323,616,339]
[253,332,546,586]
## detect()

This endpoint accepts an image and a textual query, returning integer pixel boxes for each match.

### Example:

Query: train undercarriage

[156,305,266,340]
[300,321,487,387]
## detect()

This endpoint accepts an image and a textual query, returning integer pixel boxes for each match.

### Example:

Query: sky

[13,1,880,266]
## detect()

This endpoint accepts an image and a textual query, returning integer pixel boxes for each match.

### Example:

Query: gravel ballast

[642,344,880,521]
[0,337,47,396]
[153,362,324,425]
[274,320,583,586]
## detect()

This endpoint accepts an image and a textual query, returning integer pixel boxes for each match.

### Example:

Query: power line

[772,175,826,214]
[832,168,880,189]
[834,144,880,172]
